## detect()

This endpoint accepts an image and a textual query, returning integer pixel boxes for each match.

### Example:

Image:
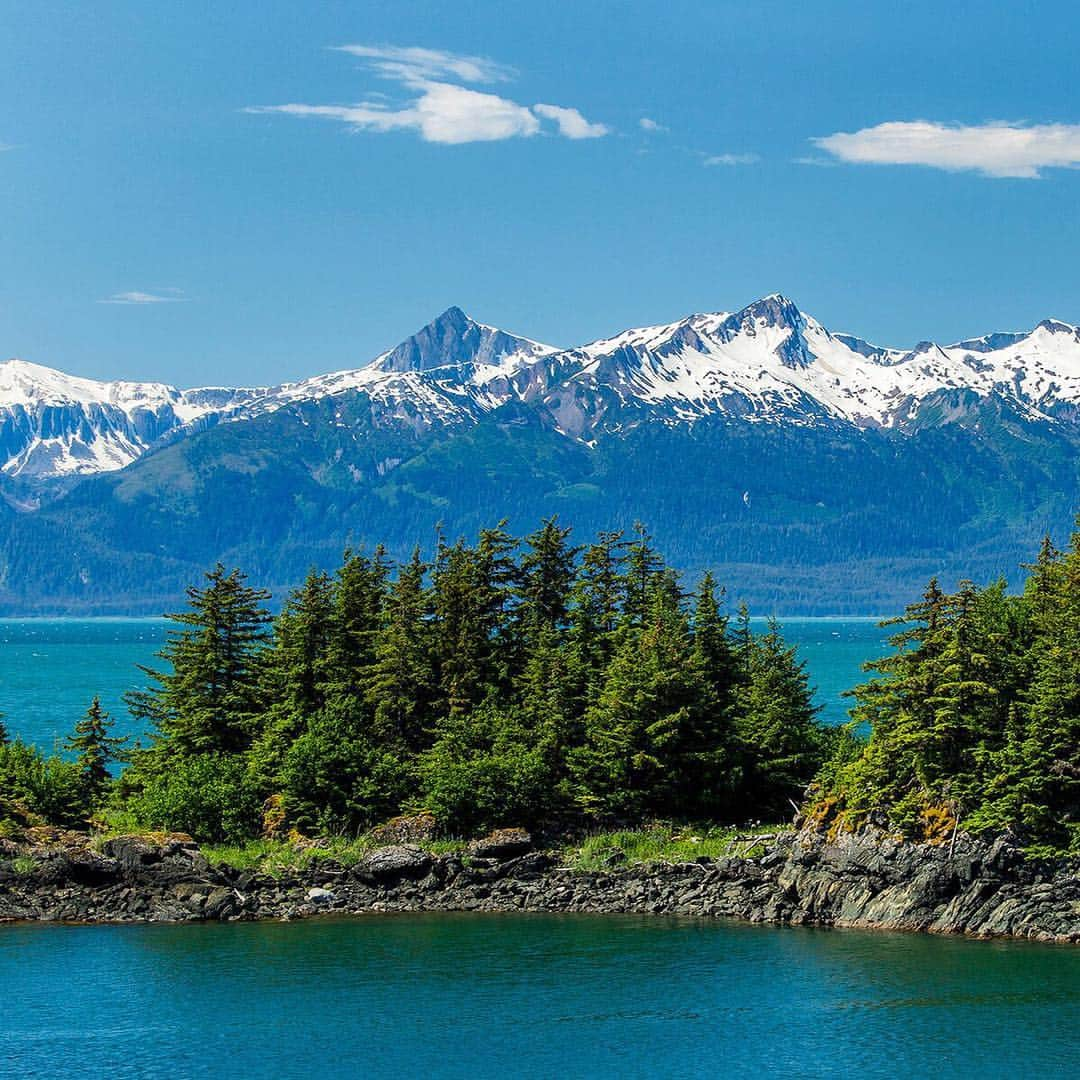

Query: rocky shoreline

[2,827,1079,942]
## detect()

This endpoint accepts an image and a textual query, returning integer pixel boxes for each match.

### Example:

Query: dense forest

[814,521,1080,854]
[2,397,1076,616]
[0,520,829,843]
[3,518,1080,857]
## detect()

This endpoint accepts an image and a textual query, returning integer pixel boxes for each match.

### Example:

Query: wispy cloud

[704,152,760,166]
[533,103,608,139]
[639,117,667,133]
[99,289,188,305]
[248,44,608,145]
[813,120,1080,179]
[332,44,515,84]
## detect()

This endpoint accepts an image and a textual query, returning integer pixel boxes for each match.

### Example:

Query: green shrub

[0,740,88,828]
[129,753,260,843]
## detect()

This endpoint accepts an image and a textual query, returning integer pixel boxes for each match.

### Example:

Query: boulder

[306,887,336,906]
[468,828,533,860]
[368,813,438,846]
[202,886,238,920]
[357,845,432,882]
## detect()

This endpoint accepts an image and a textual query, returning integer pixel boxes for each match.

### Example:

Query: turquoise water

[0,619,167,752]
[3,625,1078,1078]
[2,913,1078,1079]
[0,618,891,751]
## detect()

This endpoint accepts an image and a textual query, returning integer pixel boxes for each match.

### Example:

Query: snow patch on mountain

[5,297,1080,484]
[0,359,265,480]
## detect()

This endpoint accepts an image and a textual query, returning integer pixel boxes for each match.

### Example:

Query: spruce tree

[732,619,823,819]
[65,697,127,800]
[517,517,578,641]
[622,521,664,627]
[275,569,336,715]
[324,547,390,702]
[127,564,272,760]
[571,585,707,821]
[368,549,436,751]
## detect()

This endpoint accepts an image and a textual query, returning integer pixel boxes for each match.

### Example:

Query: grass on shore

[563,823,791,871]
[200,836,471,876]
[81,812,790,877]
[184,825,793,875]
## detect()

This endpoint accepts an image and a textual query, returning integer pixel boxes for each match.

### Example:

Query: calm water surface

[0,617,891,750]
[2,913,1078,1079]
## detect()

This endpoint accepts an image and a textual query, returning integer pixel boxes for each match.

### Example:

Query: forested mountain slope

[1,297,1078,613]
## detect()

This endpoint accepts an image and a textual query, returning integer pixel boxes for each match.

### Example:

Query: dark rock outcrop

[355,845,432,883]
[2,828,1079,942]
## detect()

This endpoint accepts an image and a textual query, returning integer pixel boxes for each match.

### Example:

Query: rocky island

[3,825,1079,943]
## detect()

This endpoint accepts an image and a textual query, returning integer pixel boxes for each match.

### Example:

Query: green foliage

[280,704,411,835]
[11,855,36,876]
[817,522,1080,853]
[127,753,261,843]
[0,738,88,828]
[126,563,272,760]
[418,703,554,835]
[732,617,826,820]
[101,519,828,843]
[65,696,128,802]
[568,823,791,870]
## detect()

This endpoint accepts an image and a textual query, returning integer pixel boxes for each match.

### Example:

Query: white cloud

[248,44,608,146]
[813,120,1080,179]
[533,103,609,139]
[99,290,188,305]
[257,84,540,144]
[332,44,514,84]
[639,117,667,133]
[704,153,760,166]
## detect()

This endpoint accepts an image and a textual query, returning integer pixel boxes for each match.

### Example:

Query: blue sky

[3,0,1080,387]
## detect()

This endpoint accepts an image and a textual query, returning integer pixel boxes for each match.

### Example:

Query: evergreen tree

[622,521,664,627]
[65,697,127,800]
[367,549,436,751]
[567,530,627,702]
[516,517,578,641]
[571,586,708,821]
[324,547,389,702]
[732,619,823,819]
[275,569,336,715]
[692,573,736,702]
[432,539,491,718]
[1007,524,1080,848]
[127,564,272,760]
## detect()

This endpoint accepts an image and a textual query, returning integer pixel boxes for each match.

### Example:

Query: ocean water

[0,617,891,751]
[3,623,1077,1078]
[2,913,1078,1080]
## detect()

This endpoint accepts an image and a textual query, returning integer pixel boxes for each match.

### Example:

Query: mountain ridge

[5,294,1080,494]
[0,294,1077,614]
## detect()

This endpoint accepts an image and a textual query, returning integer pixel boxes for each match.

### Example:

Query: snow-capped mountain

[535,295,1080,436]
[0,360,264,483]
[254,306,558,430]
[4,295,1080,487]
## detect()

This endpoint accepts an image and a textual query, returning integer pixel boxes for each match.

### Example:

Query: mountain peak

[372,309,554,376]
[432,305,472,328]
[738,293,802,327]
[715,294,815,367]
